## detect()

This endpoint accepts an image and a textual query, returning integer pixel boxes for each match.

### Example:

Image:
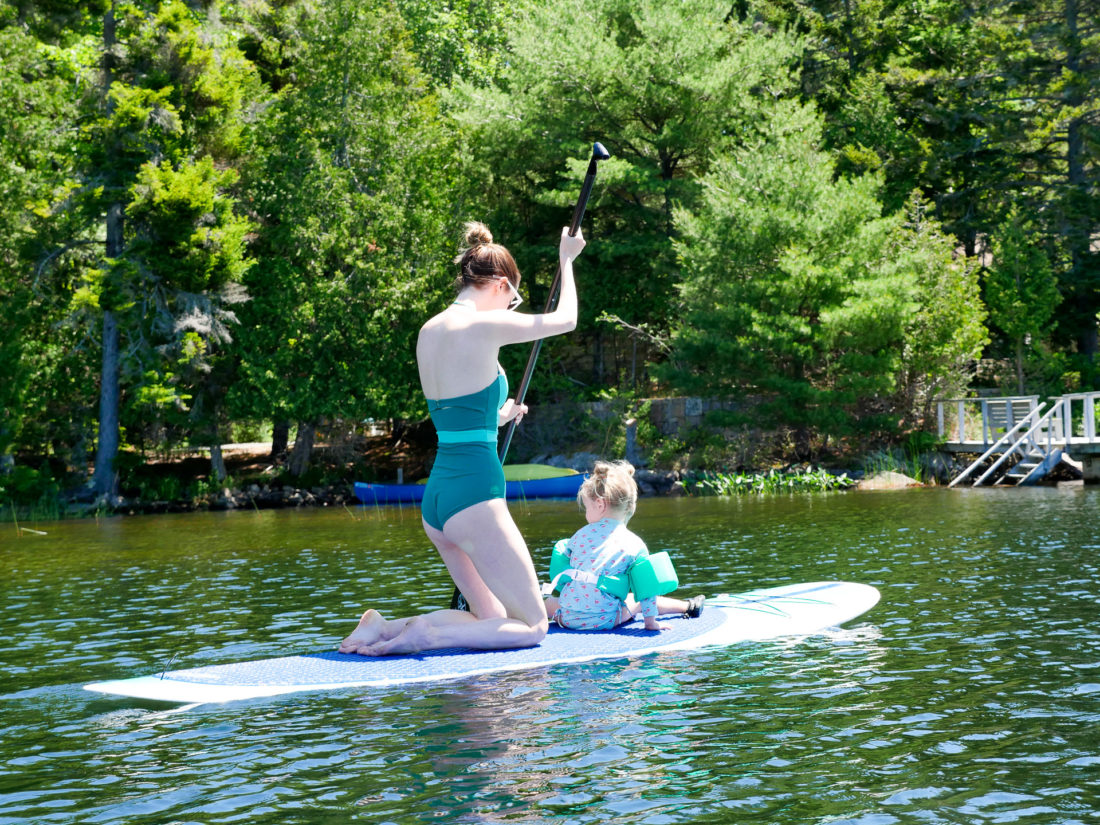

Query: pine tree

[27,1,259,497]
[669,111,986,455]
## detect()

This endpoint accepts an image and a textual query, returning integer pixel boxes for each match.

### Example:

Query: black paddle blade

[592,141,610,161]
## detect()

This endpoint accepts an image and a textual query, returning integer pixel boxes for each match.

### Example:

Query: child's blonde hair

[579,460,638,521]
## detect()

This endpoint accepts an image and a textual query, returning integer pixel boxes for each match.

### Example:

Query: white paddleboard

[85,581,879,705]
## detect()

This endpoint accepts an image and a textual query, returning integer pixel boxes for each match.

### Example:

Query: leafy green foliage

[0,25,83,463]
[126,158,251,295]
[983,208,1062,393]
[890,193,988,425]
[7,0,1097,494]
[685,467,856,495]
[668,108,902,449]
[230,0,462,458]
[394,0,514,86]
[760,0,1099,382]
[450,0,807,392]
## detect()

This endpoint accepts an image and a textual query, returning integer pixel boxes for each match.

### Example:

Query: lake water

[1,488,1098,824]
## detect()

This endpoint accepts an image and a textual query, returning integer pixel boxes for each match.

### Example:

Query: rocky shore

[86,482,357,516]
[72,447,1069,518]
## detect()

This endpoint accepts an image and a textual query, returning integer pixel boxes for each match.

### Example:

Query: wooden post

[624,418,640,467]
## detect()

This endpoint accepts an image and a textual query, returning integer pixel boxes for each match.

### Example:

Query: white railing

[937,391,1100,486]
[935,396,1040,446]
[1058,392,1100,444]
[970,403,1062,486]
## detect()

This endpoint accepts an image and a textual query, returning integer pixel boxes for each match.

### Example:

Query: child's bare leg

[544,595,561,619]
[656,596,689,615]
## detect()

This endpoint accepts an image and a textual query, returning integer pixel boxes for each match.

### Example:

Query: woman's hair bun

[463,221,493,247]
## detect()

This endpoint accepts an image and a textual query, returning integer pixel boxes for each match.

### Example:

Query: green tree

[450,0,806,392]
[760,0,1099,380]
[983,209,1061,393]
[394,0,514,87]
[122,156,253,479]
[890,193,988,425]
[27,1,259,497]
[232,0,460,475]
[0,22,79,473]
[668,108,985,455]
[978,0,1100,368]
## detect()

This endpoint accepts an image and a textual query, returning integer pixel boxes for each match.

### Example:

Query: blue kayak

[353,472,585,506]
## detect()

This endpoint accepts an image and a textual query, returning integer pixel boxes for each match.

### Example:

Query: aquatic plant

[2,496,63,525]
[685,467,856,495]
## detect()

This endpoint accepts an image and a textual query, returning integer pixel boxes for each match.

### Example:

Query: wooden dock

[934,393,1100,484]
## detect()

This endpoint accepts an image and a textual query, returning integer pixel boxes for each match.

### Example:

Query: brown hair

[579,460,638,521]
[453,221,521,292]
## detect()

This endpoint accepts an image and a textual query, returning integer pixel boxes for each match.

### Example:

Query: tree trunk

[271,420,290,456]
[1061,0,1098,364]
[92,5,122,499]
[1016,336,1025,395]
[92,307,121,496]
[210,442,227,483]
[288,421,315,477]
[793,424,812,462]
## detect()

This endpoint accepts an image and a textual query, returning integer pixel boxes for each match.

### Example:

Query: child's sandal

[683,595,706,619]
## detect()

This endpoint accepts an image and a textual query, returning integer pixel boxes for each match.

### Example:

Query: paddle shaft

[497,155,602,462]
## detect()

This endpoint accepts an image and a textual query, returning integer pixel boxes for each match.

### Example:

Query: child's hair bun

[463,221,493,247]
[581,460,638,520]
[593,460,634,478]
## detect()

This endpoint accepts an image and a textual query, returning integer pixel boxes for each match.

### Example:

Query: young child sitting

[543,460,705,631]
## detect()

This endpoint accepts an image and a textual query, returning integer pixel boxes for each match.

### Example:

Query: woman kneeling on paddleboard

[544,461,704,631]
[339,221,586,656]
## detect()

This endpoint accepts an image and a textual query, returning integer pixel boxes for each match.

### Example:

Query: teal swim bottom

[421,443,506,531]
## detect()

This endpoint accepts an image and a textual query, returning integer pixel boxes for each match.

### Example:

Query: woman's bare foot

[338,609,388,653]
[360,616,436,656]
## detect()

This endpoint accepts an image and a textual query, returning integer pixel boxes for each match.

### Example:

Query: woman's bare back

[417,306,502,400]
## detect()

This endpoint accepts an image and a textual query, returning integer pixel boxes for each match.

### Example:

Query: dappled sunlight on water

[2,488,1099,823]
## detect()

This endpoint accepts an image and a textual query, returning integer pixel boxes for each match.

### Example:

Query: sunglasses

[503,278,523,311]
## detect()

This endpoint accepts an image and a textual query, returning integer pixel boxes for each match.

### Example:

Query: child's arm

[638,595,667,631]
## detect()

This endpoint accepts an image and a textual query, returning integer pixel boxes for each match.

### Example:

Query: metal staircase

[949,402,1066,487]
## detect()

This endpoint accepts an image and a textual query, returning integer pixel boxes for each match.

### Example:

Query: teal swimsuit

[421,372,508,530]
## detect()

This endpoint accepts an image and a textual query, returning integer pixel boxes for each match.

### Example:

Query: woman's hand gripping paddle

[450,142,611,612]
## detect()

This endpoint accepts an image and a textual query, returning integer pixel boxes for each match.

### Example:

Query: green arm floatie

[627,551,679,600]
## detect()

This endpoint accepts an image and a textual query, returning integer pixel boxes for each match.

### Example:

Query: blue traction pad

[165,608,729,687]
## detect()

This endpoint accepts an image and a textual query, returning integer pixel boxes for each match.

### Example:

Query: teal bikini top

[427,372,508,444]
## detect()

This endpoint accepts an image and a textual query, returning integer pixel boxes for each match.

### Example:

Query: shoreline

[6,447,1084,522]
[12,465,923,521]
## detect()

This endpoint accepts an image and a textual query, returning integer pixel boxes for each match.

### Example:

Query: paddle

[450,141,611,611]
[498,141,610,461]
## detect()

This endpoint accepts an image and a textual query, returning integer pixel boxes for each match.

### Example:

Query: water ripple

[2,491,1099,823]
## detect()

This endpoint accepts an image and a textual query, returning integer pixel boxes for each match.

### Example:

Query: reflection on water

[1,488,1099,823]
